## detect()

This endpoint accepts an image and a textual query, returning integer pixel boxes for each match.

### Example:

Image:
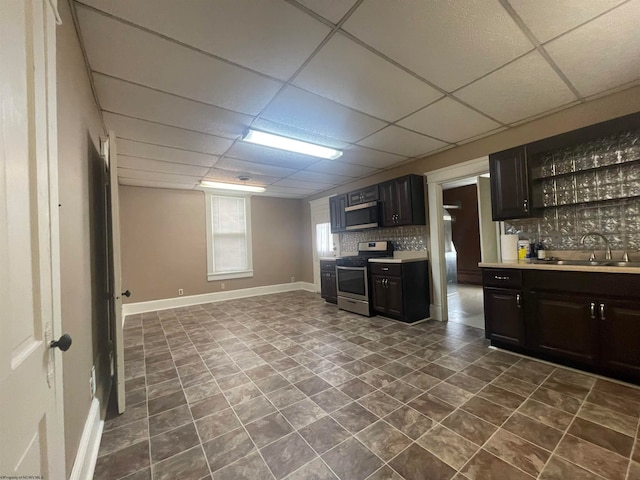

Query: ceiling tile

[259,86,387,143]
[294,0,358,23]
[509,0,626,43]
[94,73,252,138]
[357,126,448,157]
[203,168,280,186]
[545,1,640,97]
[117,139,219,167]
[78,0,330,80]
[294,33,442,121]
[77,7,283,116]
[118,168,202,184]
[119,178,196,190]
[272,178,333,189]
[287,170,352,185]
[343,0,533,91]
[398,97,501,143]
[118,155,211,177]
[455,51,578,124]
[104,113,233,155]
[305,159,379,177]
[340,146,407,169]
[214,157,297,178]
[225,142,320,170]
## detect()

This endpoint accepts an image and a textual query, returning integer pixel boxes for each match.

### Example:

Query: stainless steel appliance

[336,241,394,316]
[344,201,380,231]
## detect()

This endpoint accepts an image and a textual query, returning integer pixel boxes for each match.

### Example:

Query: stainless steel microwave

[344,201,380,231]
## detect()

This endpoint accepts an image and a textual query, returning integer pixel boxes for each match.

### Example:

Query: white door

[105,132,126,413]
[0,1,66,478]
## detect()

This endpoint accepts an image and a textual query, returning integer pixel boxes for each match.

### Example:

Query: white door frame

[426,157,490,321]
[309,197,335,292]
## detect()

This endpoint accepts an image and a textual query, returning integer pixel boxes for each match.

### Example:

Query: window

[315,222,335,258]
[205,193,253,281]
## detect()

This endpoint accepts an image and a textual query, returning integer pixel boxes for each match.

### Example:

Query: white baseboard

[122,281,316,317]
[69,397,103,480]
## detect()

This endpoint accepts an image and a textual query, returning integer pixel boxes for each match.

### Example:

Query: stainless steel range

[336,241,394,316]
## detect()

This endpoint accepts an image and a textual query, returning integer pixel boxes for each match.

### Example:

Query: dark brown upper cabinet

[347,185,379,206]
[329,194,347,233]
[489,146,531,221]
[379,174,426,227]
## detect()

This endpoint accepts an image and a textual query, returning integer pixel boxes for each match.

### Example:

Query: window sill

[207,270,254,282]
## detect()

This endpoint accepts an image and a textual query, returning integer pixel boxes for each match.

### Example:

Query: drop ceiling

[73,0,640,199]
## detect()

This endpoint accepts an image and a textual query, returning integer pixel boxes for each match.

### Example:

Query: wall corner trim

[122,282,317,317]
[69,397,103,480]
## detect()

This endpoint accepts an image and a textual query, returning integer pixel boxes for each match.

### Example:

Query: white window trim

[205,191,254,281]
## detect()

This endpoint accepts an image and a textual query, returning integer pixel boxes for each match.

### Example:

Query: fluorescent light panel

[200,180,265,193]
[243,129,343,160]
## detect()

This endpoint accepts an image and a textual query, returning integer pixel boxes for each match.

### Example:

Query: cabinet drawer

[482,269,522,288]
[320,260,336,272]
[370,263,401,276]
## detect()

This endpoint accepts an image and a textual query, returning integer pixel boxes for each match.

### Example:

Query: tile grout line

[624,406,640,480]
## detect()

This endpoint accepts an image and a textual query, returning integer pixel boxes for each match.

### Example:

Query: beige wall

[57,0,110,475]
[120,187,307,302]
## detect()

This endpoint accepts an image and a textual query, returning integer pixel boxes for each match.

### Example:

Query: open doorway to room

[442,179,487,328]
[426,158,499,329]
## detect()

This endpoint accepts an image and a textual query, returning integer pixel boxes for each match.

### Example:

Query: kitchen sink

[535,259,640,267]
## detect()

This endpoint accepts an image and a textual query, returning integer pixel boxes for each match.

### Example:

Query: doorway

[442,179,485,329]
[426,158,499,327]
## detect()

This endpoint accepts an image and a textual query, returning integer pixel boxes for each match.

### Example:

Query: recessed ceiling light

[199,180,265,193]
[243,129,343,160]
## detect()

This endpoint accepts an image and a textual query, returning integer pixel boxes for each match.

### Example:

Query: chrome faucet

[579,232,612,260]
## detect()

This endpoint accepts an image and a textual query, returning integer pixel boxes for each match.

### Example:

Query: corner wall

[56,0,110,475]
[119,187,307,302]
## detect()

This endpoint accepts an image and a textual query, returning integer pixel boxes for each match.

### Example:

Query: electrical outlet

[221,283,225,290]
[89,366,96,397]
[178,288,184,296]
[290,276,296,283]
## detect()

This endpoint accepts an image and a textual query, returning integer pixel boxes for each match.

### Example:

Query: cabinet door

[329,194,347,233]
[386,277,404,316]
[529,291,598,365]
[600,299,640,378]
[348,185,379,206]
[371,275,387,313]
[320,272,335,300]
[328,272,337,300]
[379,181,397,227]
[483,287,524,346]
[489,146,530,220]
[394,177,413,226]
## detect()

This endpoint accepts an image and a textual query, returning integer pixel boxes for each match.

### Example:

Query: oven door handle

[336,266,365,271]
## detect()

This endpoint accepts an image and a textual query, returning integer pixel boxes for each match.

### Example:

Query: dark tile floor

[94,291,640,480]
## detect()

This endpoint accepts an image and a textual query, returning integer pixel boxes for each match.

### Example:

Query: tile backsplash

[505,196,640,250]
[340,225,428,253]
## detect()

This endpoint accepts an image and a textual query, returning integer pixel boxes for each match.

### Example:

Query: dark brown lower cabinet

[528,291,598,365]
[482,267,640,384]
[320,260,337,304]
[483,287,524,346]
[600,299,640,378]
[370,261,430,323]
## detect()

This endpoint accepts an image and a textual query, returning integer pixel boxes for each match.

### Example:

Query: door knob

[50,334,72,352]
[122,290,131,297]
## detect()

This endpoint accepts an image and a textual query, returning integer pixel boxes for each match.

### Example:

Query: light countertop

[479,261,640,274]
[369,256,428,264]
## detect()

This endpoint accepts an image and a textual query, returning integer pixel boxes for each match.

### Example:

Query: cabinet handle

[494,275,509,280]
[384,278,388,288]
[382,267,389,271]
[523,199,529,213]
[516,294,521,308]
[590,302,596,319]
[600,303,606,321]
